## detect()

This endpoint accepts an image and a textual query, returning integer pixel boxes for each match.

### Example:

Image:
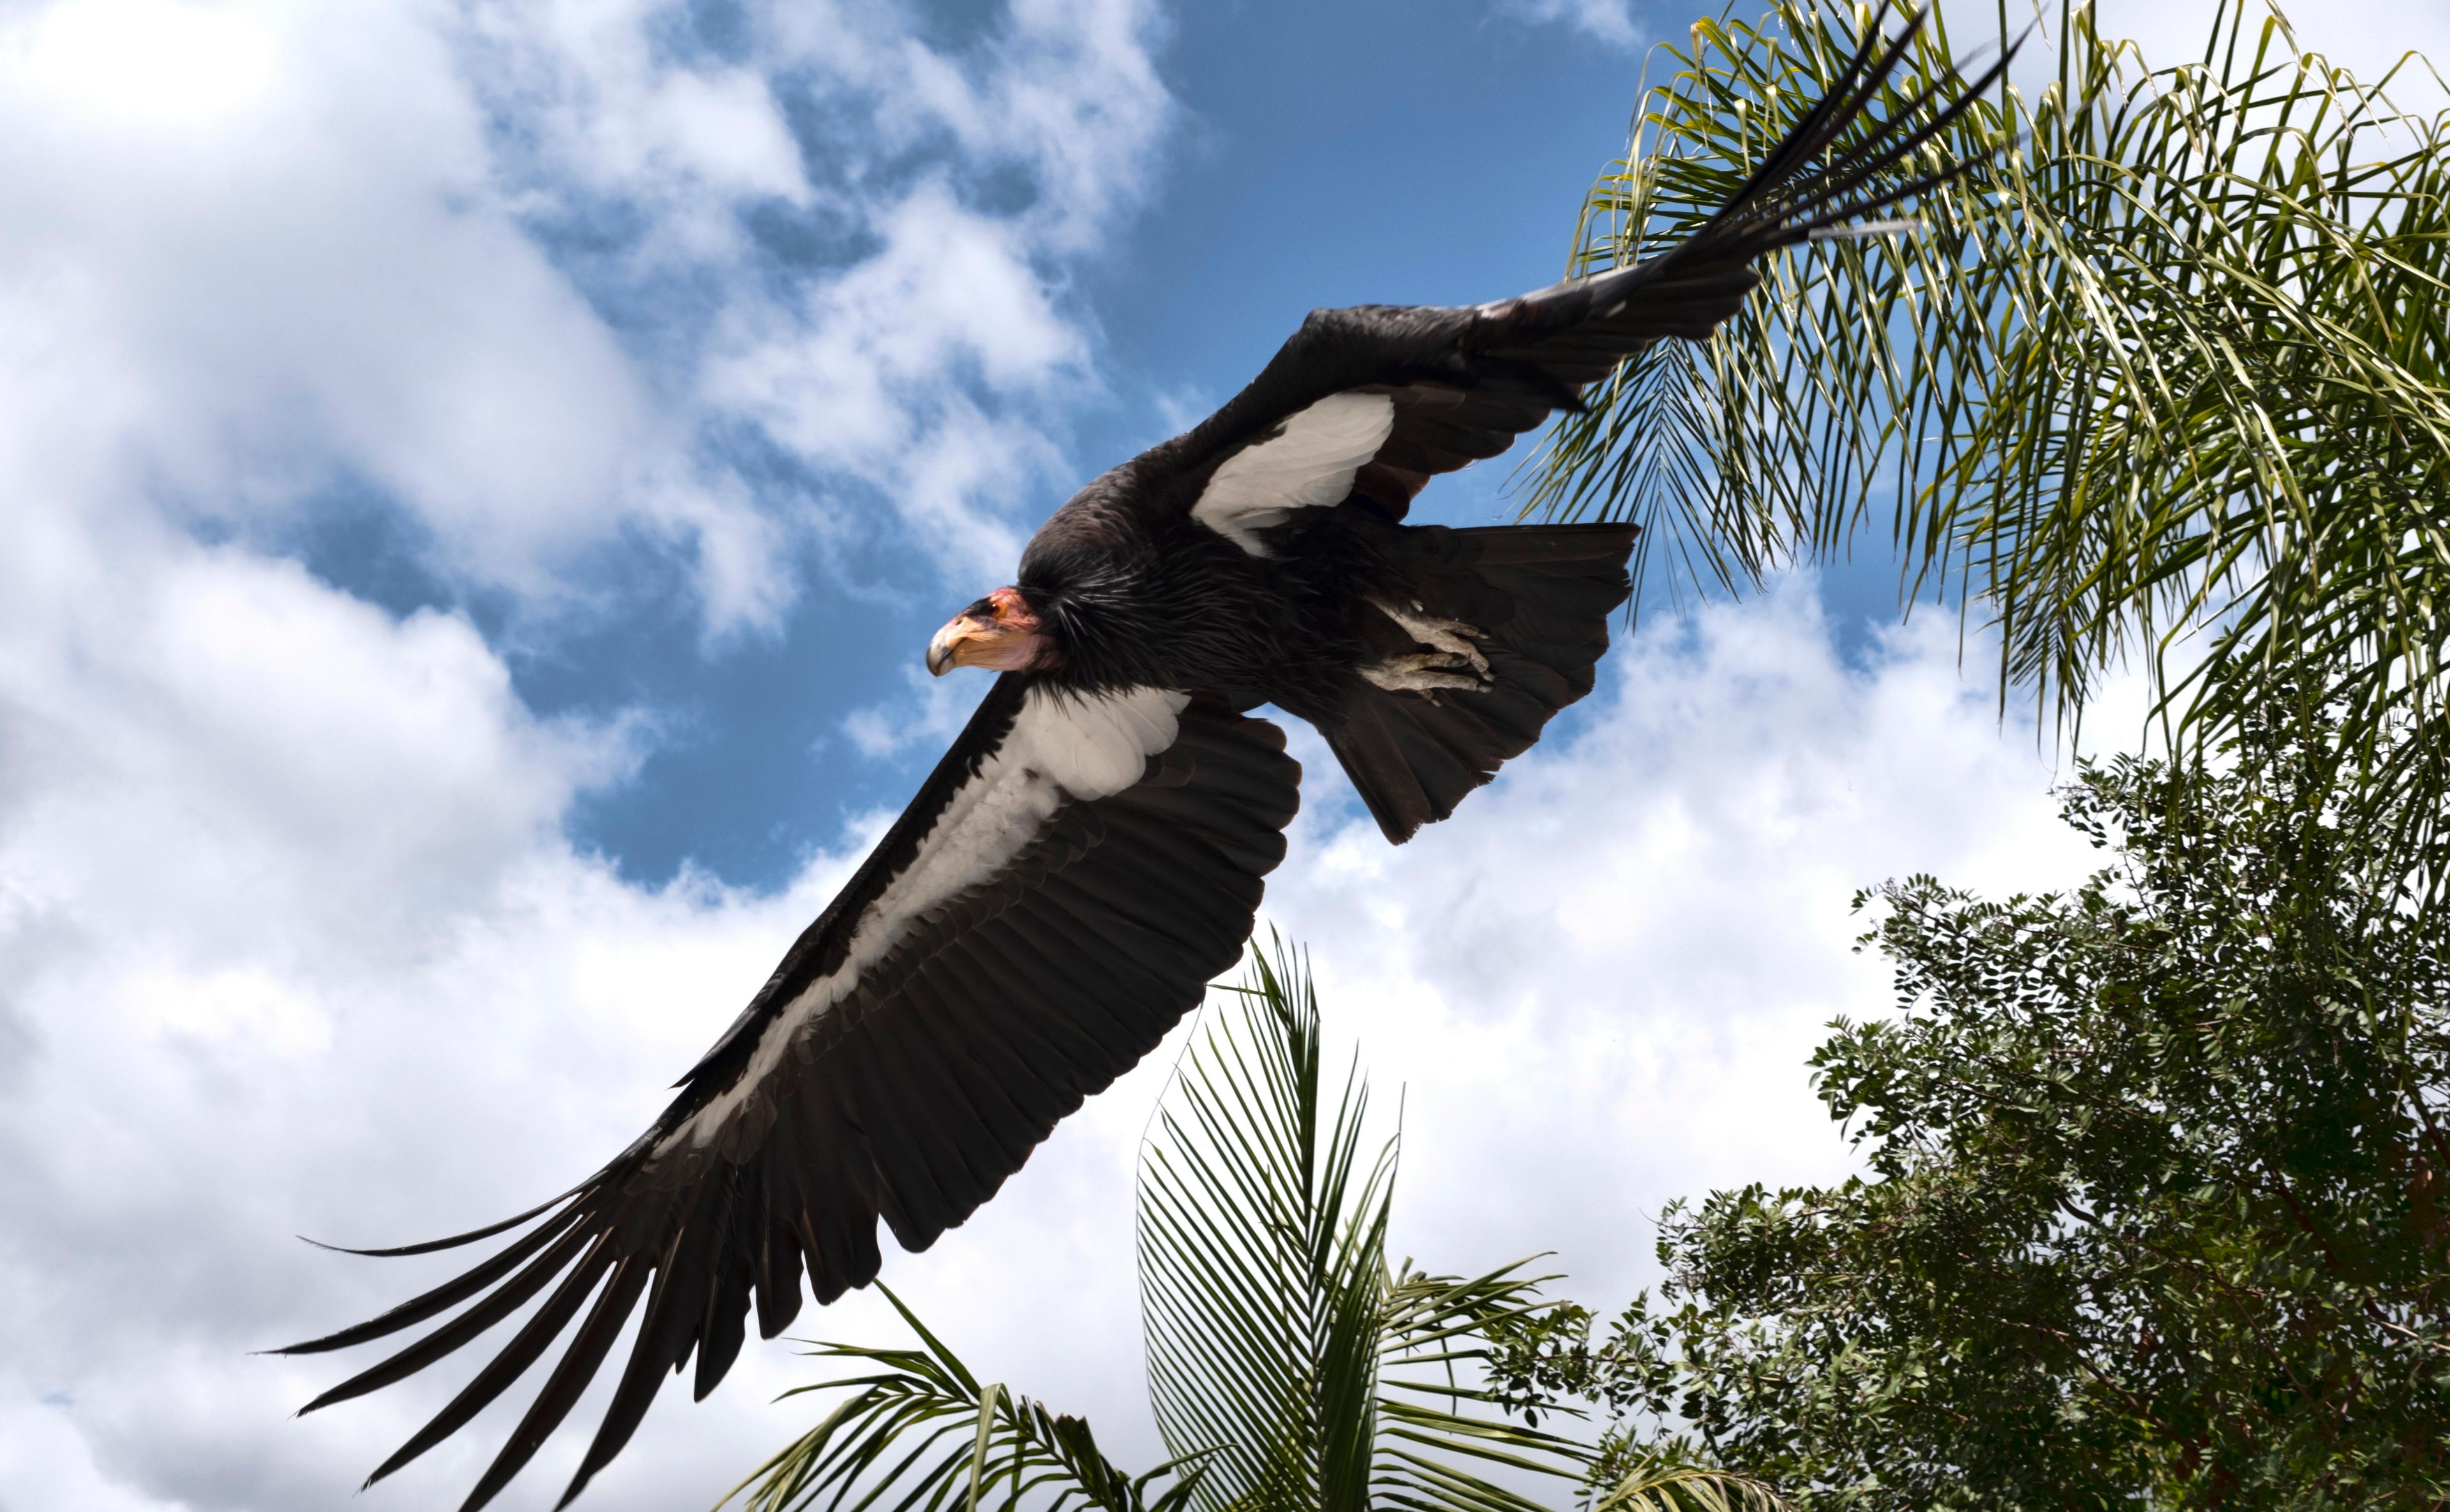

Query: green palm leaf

[1592,1459,1788,1512]
[1137,938,1594,1512]
[1530,0,2450,871]
[1138,938,1393,1512]
[715,1286,1206,1512]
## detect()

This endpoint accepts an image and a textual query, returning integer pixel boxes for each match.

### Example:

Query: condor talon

[1367,595,1491,679]
[1360,655,1490,696]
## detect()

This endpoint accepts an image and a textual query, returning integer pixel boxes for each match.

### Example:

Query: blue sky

[2,1,2438,1509]
[267,0,1933,894]
[417,0,1677,893]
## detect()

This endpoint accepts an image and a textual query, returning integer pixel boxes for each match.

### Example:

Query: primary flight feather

[283,19,2000,1507]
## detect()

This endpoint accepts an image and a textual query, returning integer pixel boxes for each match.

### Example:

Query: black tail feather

[1326,523,1637,843]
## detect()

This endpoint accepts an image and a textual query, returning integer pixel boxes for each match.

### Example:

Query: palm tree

[1529,0,2450,870]
[715,942,1781,1512]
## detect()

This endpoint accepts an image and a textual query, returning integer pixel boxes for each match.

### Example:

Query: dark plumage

[283,18,2001,1509]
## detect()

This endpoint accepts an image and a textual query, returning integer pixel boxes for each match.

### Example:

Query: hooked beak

[926,616,983,676]
[928,612,1043,676]
[928,587,1056,676]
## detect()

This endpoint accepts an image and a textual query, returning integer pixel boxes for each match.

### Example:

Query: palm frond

[1137,937,1392,1512]
[1592,1458,1790,1512]
[716,1286,1205,1512]
[1370,1262,1598,1512]
[1138,938,1594,1512]
[1530,0,2450,873]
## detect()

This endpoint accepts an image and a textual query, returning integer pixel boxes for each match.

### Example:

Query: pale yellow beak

[927,614,998,676]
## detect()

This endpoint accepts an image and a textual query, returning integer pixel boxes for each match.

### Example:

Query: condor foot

[1367,596,1490,679]
[1358,651,1491,701]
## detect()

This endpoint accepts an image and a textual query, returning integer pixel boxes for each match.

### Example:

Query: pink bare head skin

[926,586,1061,676]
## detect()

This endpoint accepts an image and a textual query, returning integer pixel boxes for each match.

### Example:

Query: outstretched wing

[279,676,1302,1512]
[1145,8,2001,552]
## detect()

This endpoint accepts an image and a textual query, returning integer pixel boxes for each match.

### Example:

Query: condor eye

[961,597,998,620]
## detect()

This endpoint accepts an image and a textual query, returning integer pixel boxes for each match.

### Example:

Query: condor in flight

[285,20,1996,1509]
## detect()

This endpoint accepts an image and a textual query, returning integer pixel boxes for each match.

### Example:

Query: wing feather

[1145,7,2006,546]
[1188,391,1397,553]
[565,1252,693,1504]
[282,678,1301,1510]
[295,1219,598,1414]
[690,1243,750,1397]
[460,1254,654,1512]
[363,1233,619,1486]
[960,926,1129,1070]
[283,1206,586,1358]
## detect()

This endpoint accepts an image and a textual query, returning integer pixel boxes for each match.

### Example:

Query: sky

[2,1,2443,1509]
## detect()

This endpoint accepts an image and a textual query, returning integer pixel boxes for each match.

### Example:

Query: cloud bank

[0,0,1170,635]
[0,559,2105,1510]
[0,0,1174,1504]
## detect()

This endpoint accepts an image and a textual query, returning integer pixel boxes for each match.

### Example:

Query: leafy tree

[1531,0,2450,870]
[1487,696,2450,1508]
[718,944,1779,1512]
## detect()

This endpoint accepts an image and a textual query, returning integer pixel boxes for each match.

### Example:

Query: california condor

[283,20,1998,1508]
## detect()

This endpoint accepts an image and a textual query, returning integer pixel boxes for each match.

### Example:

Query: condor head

[926,586,1063,676]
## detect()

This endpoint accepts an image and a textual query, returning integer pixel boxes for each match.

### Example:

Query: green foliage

[725,940,1781,1512]
[1138,941,1394,1512]
[1506,13,2450,1490]
[710,1286,1206,1512]
[1594,1462,1790,1512]
[1530,0,2450,871]
[1139,938,1593,1512]
[1491,700,2450,1508]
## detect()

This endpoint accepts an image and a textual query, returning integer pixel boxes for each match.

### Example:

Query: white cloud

[1503,0,2449,115]
[2076,0,2450,108]
[1503,0,1642,47]
[702,181,1091,584]
[479,0,1177,608]
[842,663,988,761]
[0,0,672,589]
[0,0,1173,636]
[0,558,2112,1509]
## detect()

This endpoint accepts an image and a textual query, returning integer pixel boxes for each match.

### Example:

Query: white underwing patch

[660,685,1189,1153]
[1190,390,1395,555]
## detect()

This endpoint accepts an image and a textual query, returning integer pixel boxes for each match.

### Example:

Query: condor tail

[1323,522,1637,844]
